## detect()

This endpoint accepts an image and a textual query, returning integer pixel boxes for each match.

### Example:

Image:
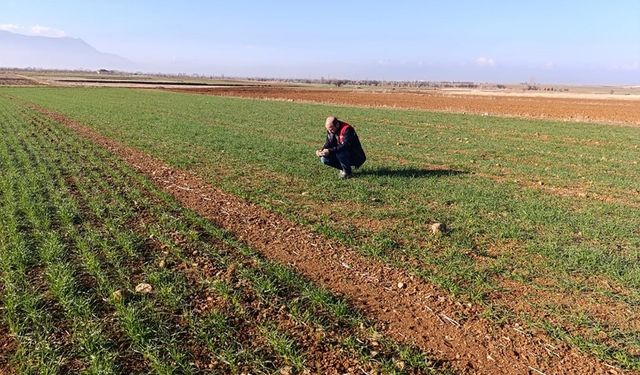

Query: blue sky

[2,0,639,84]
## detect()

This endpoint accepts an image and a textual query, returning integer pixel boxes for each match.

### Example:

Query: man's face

[325,121,337,134]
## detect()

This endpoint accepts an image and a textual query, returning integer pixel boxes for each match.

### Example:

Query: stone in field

[430,222,446,235]
[135,283,153,294]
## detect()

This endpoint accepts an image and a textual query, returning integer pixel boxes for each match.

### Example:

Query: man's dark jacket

[323,122,366,167]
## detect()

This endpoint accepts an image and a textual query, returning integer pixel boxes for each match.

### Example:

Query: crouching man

[315,116,366,179]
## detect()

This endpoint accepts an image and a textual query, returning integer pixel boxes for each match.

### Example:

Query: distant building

[97,69,114,74]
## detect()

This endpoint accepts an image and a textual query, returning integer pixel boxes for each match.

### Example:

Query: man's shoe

[339,170,352,179]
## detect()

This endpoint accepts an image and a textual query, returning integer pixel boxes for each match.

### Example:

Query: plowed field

[171,86,640,126]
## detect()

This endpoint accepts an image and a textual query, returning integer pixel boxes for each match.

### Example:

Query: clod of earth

[135,283,153,294]
[430,222,447,234]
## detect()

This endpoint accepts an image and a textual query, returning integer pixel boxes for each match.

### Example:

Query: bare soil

[168,86,640,126]
[22,103,627,374]
[0,324,15,374]
[0,74,39,86]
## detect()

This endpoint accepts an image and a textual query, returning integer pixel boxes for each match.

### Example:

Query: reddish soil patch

[169,86,640,126]
[0,324,16,374]
[24,103,624,374]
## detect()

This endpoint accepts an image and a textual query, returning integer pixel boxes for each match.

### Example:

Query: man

[316,116,366,179]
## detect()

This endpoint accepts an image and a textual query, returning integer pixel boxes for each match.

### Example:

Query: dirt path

[168,87,640,126]
[27,103,625,374]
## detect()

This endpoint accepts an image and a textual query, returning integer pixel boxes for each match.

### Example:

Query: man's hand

[316,149,330,157]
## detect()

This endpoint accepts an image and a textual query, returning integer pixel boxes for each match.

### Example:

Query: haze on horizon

[2,0,639,85]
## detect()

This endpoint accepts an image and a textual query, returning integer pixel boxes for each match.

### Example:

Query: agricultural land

[0,74,639,374]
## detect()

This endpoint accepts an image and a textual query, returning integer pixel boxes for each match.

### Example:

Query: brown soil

[0,74,39,86]
[0,324,16,374]
[168,86,640,126]
[20,103,630,374]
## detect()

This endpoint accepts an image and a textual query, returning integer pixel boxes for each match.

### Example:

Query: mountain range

[0,30,133,71]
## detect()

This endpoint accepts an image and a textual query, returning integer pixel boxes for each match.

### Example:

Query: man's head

[325,116,339,134]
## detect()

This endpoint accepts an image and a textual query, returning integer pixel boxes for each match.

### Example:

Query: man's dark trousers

[320,154,356,175]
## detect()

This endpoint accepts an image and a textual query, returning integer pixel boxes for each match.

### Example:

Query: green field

[1,86,640,371]
[0,92,443,373]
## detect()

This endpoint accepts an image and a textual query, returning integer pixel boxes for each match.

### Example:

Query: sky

[2,0,639,84]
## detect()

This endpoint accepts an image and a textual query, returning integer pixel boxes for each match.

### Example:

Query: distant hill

[0,30,133,71]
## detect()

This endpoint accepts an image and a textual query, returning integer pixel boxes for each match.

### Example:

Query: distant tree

[332,79,348,87]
